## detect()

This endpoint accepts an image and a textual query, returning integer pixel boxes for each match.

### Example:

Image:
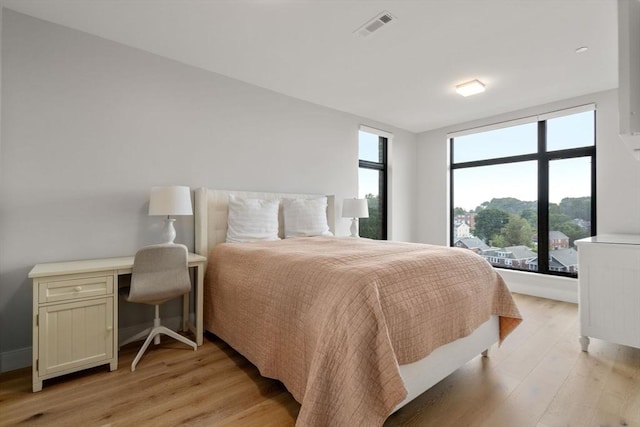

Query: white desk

[28,253,207,392]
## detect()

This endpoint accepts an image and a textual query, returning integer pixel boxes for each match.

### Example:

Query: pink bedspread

[204,237,521,426]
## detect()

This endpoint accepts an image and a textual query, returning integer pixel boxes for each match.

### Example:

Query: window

[358,127,388,240]
[450,106,596,277]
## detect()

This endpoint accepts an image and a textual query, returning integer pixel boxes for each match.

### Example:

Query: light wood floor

[1,293,638,426]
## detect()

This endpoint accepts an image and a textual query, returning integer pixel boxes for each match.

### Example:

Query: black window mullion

[451,152,540,170]
[359,160,385,170]
[379,136,388,240]
[537,121,549,274]
[452,146,594,171]
[546,146,595,160]
[590,112,597,237]
[358,135,387,240]
[450,138,455,246]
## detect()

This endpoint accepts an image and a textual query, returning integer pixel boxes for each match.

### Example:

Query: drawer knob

[106,326,113,332]
[74,286,83,292]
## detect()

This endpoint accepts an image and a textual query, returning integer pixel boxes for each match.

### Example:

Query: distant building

[453,222,471,239]
[483,245,537,269]
[549,231,570,249]
[454,237,490,254]
[454,213,476,229]
[528,247,578,273]
[533,231,570,250]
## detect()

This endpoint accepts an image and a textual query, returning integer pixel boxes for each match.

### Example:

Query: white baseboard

[0,315,185,374]
[499,269,578,304]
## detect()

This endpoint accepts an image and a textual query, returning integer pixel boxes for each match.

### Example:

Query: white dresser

[575,235,640,351]
[28,253,207,392]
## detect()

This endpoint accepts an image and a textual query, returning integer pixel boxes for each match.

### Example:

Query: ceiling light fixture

[455,79,486,97]
[575,46,589,54]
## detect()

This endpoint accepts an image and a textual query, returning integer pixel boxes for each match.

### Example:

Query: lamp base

[349,218,360,238]
[161,218,177,244]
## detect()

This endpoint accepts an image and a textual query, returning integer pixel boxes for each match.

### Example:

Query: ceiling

[1,0,618,133]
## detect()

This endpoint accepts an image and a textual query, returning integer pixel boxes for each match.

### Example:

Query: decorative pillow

[282,197,333,238]
[226,195,280,243]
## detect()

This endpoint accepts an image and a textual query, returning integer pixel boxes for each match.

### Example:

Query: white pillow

[282,197,333,238]
[226,195,280,243]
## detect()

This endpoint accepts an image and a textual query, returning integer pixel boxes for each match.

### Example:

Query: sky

[358,131,383,198]
[358,110,594,211]
[453,157,592,211]
[452,111,594,211]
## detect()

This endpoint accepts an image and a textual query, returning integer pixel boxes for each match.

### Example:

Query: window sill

[498,269,577,304]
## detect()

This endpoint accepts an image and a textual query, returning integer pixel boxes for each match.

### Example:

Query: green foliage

[521,209,538,229]
[501,215,534,247]
[474,208,510,242]
[559,197,591,221]
[549,212,573,231]
[556,221,589,246]
[464,196,590,248]
[475,198,536,216]
[359,194,383,240]
[453,207,466,216]
[472,197,590,222]
[490,233,505,248]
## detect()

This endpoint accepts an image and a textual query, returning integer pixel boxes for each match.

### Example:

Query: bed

[194,188,521,426]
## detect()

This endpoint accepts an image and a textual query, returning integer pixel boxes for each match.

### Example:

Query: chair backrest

[128,244,191,305]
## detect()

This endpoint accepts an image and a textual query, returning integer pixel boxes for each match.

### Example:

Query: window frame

[358,128,388,240]
[449,107,597,278]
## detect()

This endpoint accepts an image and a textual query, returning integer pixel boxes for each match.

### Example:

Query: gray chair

[121,244,197,371]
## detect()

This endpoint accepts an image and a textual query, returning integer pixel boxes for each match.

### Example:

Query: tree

[453,207,466,216]
[521,208,538,229]
[483,197,536,216]
[358,194,382,240]
[559,197,591,221]
[557,221,589,246]
[475,201,490,212]
[490,233,506,248]
[501,215,534,247]
[474,208,509,243]
[549,212,573,231]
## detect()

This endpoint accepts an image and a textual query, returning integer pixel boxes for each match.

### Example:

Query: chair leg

[153,305,161,345]
[119,327,152,349]
[130,326,197,372]
[156,326,197,351]
[131,327,163,372]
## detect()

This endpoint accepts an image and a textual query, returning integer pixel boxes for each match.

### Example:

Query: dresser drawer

[38,274,114,303]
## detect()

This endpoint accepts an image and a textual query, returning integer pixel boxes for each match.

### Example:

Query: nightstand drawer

[39,275,114,303]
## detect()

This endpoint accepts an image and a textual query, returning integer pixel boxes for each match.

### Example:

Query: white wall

[417,89,640,301]
[0,10,417,371]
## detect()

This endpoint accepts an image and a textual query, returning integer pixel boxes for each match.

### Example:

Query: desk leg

[184,261,204,346]
[195,262,204,346]
[182,294,189,332]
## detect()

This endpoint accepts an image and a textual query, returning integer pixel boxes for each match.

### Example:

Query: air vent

[355,11,396,38]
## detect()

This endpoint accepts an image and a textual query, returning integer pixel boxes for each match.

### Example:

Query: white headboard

[194,188,336,257]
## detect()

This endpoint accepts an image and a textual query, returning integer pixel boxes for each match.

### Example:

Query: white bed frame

[193,187,499,412]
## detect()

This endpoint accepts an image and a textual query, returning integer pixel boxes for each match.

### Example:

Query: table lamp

[342,198,369,238]
[148,186,193,244]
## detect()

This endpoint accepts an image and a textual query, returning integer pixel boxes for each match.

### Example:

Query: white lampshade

[342,198,369,219]
[148,186,193,216]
